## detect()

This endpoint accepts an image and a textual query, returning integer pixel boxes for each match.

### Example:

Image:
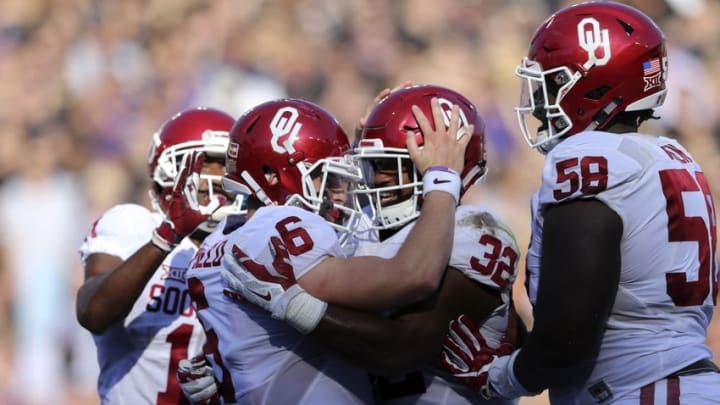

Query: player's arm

[310,268,503,374]
[77,152,218,334]
[512,199,622,392]
[302,190,457,311]
[76,244,170,334]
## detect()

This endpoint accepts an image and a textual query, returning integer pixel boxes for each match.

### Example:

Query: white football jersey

[186,206,374,404]
[526,131,718,404]
[356,204,520,405]
[79,204,206,404]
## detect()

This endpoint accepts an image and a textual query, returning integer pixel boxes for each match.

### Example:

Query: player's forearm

[313,305,441,374]
[511,321,600,392]
[305,193,455,311]
[512,300,613,392]
[391,192,455,300]
[76,243,167,334]
[514,200,621,391]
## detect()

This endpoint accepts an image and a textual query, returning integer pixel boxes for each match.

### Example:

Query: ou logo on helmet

[577,17,611,70]
[437,97,470,133]
[270,107,302,154]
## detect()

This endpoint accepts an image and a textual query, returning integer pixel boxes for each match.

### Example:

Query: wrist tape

[151,222,178,253]
[285,291,328,335]
[422,166,461,204]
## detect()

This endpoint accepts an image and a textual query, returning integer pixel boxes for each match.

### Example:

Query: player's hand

[177,355,219,405]
[152,151,226,251]
[220,243,305,320]
[440,314,514,398]
[407,97,472,175]
[220,243,327,334]
[355,81,413,139]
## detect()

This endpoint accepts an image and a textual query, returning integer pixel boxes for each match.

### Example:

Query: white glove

[177,355,219,404]
[220,244,327,334]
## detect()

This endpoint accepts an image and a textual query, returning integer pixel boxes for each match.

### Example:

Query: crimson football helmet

[147,107,244,227]
[223,98,366,244]
[353,84,486,230]
[515,1,667,153]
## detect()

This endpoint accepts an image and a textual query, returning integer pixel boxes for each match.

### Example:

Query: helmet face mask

[149,131,229,189]
[352,140,421,231]
[515,1,668,153]
[146,107,246,228]
[352,84,487,231]
[515,59,578,153]
[193,155,247,233]
[287,155,365,236]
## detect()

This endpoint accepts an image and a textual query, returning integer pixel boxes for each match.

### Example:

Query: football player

[185,97,470,403]
[76,107,242,404]
[441,2,720,404]
[221,85,522,405]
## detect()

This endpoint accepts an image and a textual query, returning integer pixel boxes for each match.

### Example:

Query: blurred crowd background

[0,0,717,404]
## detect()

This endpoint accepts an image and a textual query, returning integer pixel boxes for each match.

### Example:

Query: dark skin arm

[76,243,169,334]
[311,268,504,375]
[76,153,221,335]
[513,199,622,392]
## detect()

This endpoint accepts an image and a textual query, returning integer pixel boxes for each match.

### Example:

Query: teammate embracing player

[220,85,522,405]
[183,96,472,404]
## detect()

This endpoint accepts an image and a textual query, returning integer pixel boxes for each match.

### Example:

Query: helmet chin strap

[148,189,165,218]
[242,170,274,206]
[585,97,622,132]
[537,97,623,155]
[379,196,418,229]
[537,138,561,155]
[535,127,561,155]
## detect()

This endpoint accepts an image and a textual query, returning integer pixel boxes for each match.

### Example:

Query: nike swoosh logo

[433,178,451,184]
[249,290,272,301]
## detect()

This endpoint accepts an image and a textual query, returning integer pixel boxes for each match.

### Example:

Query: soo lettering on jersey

[146,263,198,316]
[146,283,195,317]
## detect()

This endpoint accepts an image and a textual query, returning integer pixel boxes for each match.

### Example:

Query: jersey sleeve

[224,206,346,281]
[78,204,160,263]
[537,132,643,210]
[449,205,520,294]
[284,209,346,279]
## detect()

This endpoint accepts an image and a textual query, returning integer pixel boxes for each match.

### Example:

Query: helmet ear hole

[261,166,279,186]
[585,86,611,101]
[617,18,634,34]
